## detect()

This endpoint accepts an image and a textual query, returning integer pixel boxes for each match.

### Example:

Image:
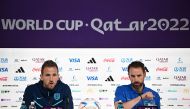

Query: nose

[50,76,53,81]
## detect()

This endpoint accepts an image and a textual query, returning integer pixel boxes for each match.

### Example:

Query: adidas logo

[87,58,96,64]
[105,75,114,81]
[15,67,25,73]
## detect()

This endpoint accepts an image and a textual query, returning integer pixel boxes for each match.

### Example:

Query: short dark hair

[128,61,146,74]
[41,60,58,75]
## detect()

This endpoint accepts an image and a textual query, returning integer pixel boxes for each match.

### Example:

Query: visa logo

[0,58,8,63]
[69,58,80,63]
[0,68,8,72]
[86,76,98,80]
[121,67,128,71]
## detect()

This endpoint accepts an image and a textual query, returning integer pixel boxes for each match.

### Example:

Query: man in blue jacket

[22,60,73,109]
[114,61,160,109]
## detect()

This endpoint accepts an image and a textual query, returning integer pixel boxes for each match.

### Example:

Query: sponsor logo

[14,59,27,62]
[105,75,114,81]
[32,67,41,72]
[156,58,168,63]
[0,77,8,81]
[174,75,186,81]
[121,67,128,72]
[170,84,186,86]
[87,84,102,86]
[86,76,98,81]
[2,84,18,87]
[156,67,168,72]
[156,89,163,93]
[152,84,162,86]
[168,89,177,92]
[156,76,162,80]
[58,67,63,72]
[87,58,96,64]
[1,98,11,101]
[162,77,169,80]
[174,67,186,72]
[99,89,108,92]
[32,77,39,80]
[177,57,183,63]
[103,58,115,62]
[32,58,45,63]
[106,66,112,72]
[71,76,77,82]
[182,98,190,100]
[1,90,10,94]
[86,67,98,72]
[121,76,130,80]
[183,88,190,94]
[15,90,24,93]
[15,67,25,73]
[69,58,80,63]
[168,98,177,100]
[68,68,80,71]
[121,58,133,63]
[0,67,8,72]
[69,83,79,86]
[145,76,151,81]
[99,97,109,100]
[71,90,81,92]
[0,58,8,63]
[14,76,27,81]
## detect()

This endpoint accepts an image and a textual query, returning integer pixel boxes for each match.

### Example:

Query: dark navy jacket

[22,80,73,109]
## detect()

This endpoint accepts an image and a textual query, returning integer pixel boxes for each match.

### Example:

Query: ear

[40,74,43,81]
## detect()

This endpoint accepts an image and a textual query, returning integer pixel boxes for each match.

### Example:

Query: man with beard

[114,61,160,109]
[22,60,73,109]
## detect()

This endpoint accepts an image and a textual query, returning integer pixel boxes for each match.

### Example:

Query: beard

[132,82,143,93]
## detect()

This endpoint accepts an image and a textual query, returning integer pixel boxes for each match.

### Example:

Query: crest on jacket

[54,93,60,100]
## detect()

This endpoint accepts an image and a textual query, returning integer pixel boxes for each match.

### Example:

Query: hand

[141,92,154,99]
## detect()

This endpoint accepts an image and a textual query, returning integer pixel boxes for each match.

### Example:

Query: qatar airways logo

[174,76,186,81]
[156,67,168,72]
[32,58,45,63]
[156,58,168,63]
[86,67,98,72]
[103,58,115,62]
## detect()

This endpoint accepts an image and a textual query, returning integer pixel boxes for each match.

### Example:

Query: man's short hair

[128,61,146,74]
[41,60,58,75]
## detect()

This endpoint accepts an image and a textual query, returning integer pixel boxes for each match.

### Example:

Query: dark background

[0,0,189,48]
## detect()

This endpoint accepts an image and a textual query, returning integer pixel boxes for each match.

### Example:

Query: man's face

[128,67,146,89]
[40,67,59,90]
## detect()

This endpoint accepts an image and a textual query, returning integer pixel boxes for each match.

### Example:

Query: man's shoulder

[116,84,131,91]
[57,80,70,90]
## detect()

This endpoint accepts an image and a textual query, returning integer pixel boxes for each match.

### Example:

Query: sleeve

[22,86,33,108]
[153,92,160,109]
[66,85,74,109]
[114,86,127,103]
[155,93,161,109]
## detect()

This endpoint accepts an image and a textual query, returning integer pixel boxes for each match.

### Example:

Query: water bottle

[117,100,124,109]
[29,101,36,109]
[20,101,27,109]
